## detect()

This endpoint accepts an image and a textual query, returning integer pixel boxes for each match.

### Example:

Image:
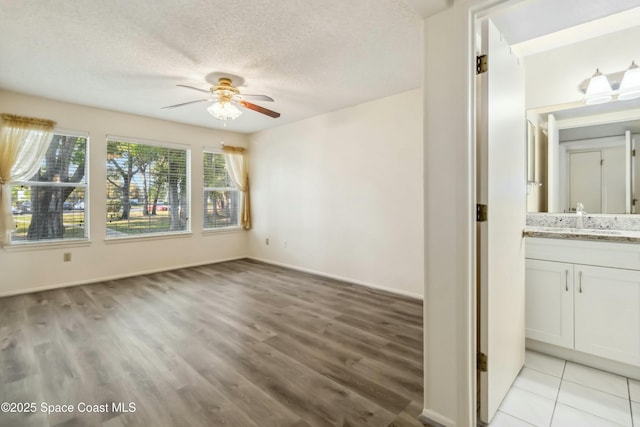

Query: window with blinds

[106,137,190,237]
[203,150,240,229]
[10,131,88,243]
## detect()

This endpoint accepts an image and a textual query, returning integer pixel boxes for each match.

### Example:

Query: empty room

[5,1,640,427]
[0,1,428,426]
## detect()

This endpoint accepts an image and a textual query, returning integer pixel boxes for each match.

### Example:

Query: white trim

[554,108,640,130]
[0,256,246,298]
[202,227,243,235]
[106,134,190,150]
[105,231,192,244]
[203,146,224,154]
[248,256,423,301]
[419,409,452,427]
[3,239,91,252]
[54,127,89,138]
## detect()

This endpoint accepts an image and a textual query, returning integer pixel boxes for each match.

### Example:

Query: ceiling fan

[162,77,280,120]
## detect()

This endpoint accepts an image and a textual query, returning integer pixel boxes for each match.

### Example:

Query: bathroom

[491,6,640,427]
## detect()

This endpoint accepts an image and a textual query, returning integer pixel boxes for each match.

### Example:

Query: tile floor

[490,350,640,426]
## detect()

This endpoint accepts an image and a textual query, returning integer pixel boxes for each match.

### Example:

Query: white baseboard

[0,256,247,298]
[418,409,453,427]
[247,256,423,300]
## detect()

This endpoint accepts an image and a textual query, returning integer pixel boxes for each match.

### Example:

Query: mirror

[527,99,640,214]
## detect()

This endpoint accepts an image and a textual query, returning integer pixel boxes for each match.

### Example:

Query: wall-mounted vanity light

[584,69,613,105]
[618,61,640,101]
[583,61,640,104]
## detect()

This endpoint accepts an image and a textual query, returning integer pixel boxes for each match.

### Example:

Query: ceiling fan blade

[240,94,274,102]
[161,98,211,109]
[238,100,280,118]
[176,84,210,94]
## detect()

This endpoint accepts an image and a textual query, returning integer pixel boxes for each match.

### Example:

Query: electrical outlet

[63,252,71,262]
[265,238,269,245]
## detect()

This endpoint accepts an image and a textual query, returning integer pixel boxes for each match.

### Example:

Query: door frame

[421,1,527,425]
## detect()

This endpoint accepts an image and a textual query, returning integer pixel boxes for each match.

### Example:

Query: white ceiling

[491,0,640,46]
[0,0,446,134]
[4,1,640,135]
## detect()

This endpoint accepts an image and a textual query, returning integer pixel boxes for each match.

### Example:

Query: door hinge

[476,204,488,222]
[477,352,488,372]
[633,149,636,157]
[476,55,488,74]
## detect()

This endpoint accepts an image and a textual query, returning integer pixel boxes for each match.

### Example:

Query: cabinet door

[575,265,640,366]
[525,259,574,349]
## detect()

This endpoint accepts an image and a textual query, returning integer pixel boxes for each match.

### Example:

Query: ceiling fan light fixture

[584,68,613,105]
[618,61,640,101]
[207,101,242,121]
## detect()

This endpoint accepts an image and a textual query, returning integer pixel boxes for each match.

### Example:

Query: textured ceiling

[0,0,442,133]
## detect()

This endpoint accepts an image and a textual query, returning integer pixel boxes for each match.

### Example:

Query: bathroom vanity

[524,215,640,378]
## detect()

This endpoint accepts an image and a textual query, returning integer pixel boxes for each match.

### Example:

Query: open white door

[548,114,560,212]
[477,19,526,424]
[633,134,638,214]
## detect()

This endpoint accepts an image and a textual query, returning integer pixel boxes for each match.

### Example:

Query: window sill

[105,231,193,244]
[3,239,91,252]
[202,227,244,236]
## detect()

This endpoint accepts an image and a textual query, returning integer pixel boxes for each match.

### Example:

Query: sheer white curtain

[222,145,251,230]
[0,114,56,245]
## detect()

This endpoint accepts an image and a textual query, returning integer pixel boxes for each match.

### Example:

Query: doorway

[473,1,640,424]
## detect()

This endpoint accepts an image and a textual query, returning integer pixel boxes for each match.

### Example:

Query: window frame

[105,135,191,240]
[203,148,242,231]
[9,128,90,246]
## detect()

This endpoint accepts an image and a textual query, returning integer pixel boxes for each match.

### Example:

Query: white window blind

[106,138,190,237]
[203,150,240,229]
[11,131,88,243]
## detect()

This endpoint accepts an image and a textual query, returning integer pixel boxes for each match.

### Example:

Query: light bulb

[207,101,242,120]
[584,69,612,105]
[619,61,640,101]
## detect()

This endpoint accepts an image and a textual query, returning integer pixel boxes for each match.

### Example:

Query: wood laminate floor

[0,259,427,427]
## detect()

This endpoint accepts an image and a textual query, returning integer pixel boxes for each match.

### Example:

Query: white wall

[0,90,249,296]
[525,25,640,109]
[248,89,424,298]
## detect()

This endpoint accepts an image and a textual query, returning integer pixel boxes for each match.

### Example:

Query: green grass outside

[13,212,86,240]
[13,206,235,240]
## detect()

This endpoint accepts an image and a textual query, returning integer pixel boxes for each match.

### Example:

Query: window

[106,137,190,237]
[10,131,88,243]
[203,150,240,229]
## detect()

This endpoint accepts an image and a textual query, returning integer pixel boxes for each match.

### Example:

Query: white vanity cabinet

[526,238,640,368]
[574,265,640,366]
[525,259,573,349]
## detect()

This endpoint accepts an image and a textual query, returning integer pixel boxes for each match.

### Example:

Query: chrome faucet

[576,202,585,229]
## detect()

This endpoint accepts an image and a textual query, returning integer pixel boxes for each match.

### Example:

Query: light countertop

[523,226,640,243]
